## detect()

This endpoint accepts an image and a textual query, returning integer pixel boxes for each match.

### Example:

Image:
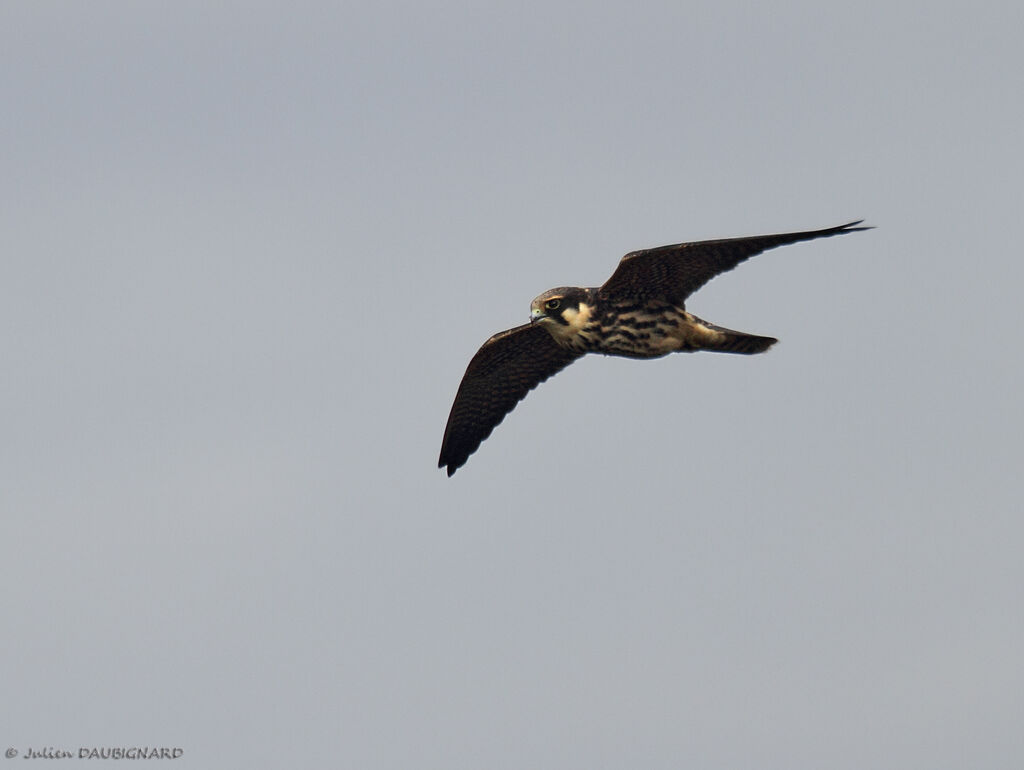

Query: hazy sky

[3,2,1022,768]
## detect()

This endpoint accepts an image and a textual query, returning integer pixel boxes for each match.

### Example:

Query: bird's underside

[537,292,779,359]
[438,220,870,476]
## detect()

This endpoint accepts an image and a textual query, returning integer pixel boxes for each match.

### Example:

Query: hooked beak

[530,307,545,324]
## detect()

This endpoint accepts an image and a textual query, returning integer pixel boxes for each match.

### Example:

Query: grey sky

[3,2,1022,768]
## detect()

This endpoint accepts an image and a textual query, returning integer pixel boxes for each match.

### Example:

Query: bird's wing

[439,323,582,476]
[599,220,870,304]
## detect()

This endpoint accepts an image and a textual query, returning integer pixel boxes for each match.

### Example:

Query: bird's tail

[692,317,777,355]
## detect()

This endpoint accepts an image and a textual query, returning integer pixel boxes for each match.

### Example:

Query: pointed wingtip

[438,454,459,477]
[839,219,874,232]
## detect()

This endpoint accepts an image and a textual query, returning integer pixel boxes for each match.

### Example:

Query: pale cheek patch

[543,302,595,351]
[561,302,593,332]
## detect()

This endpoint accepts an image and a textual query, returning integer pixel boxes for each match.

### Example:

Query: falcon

[438,220,870,476]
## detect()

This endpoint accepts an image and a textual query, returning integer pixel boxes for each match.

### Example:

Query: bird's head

[530,287,591,326]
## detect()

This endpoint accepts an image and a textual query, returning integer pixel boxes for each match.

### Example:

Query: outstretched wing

[599,220,870,304]
[439,323,582,476]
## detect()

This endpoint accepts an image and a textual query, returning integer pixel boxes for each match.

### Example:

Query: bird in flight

[438,220,870,476]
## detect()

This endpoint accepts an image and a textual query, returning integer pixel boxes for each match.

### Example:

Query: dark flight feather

[438,323,582,476]
[599,220,869,305]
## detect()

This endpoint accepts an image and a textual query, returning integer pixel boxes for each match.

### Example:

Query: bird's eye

[545,299,561,310]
